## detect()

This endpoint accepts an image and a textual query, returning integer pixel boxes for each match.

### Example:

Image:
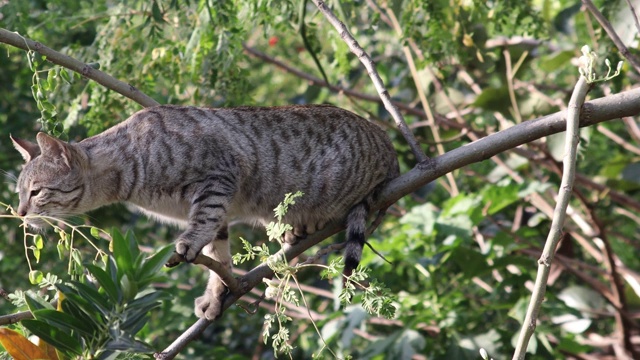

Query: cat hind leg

[195,224,232,320]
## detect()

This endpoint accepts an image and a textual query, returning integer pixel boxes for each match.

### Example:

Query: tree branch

[0,28,160,108]
[166,253,240,295]
[513,75,589,359]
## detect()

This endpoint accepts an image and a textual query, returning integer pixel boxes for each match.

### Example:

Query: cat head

[11,133,87,229]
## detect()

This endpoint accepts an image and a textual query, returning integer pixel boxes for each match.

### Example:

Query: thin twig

[624,0,640,35]
[0,309,34,326]
[588,216,638,357]
[581,0,640,74]
[596,124,640,155]
[0,299,58,326]
[503,49,525,123]
[310,0,427,162]
[0,28,160,108]
[512,75,590,360]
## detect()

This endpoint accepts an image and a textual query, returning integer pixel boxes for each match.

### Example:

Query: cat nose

[17,205,27,217]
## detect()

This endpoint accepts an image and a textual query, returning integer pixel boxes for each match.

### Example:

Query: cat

[11,104,400,320]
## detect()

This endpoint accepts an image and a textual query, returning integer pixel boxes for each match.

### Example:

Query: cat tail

[343,202,370,280]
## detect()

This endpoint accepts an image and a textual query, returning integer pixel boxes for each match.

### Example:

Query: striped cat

[11,104,400,320]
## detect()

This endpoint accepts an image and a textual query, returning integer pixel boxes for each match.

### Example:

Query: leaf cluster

[1,229,173,359]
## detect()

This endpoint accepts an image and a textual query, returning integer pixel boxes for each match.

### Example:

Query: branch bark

[512,75,589,360]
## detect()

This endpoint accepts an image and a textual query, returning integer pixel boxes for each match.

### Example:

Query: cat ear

[36,132,73,169]
[10,134,41,163]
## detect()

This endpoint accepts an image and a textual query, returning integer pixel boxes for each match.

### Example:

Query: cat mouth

[21,216,49,230]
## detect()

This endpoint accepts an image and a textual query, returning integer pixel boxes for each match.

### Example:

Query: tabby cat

[11,104,400,320]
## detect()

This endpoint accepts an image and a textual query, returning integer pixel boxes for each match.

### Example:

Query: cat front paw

[195,285,228,320]
[175,238,202,262]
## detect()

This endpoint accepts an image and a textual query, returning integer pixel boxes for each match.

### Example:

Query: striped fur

[11,104,399,319]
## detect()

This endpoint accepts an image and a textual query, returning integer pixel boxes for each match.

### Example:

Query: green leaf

[34,235,44,249]
[472,87,510,112]
[29,270,43,284]
[120,274,138,301]
[86,263,121,303]
[136,244,173,285]
[47,68,57,90]
[450,247,489,279]
[21,319,83,356]
[104,336,153,352]
[151,0,163,22]
[125,230,141,260]
[539,50,574,72]
[24,293,55,313]
[90,227,101,238]
[57,283,109,318]
[111,228,134,279]
[60,296,104,330]
[60,68,72,84]
[32,247,41,262]
[481,183,520,215]
[71,281,113,313]
[57,242,66,260]
[121,312,149,335]
[32,309,96,338]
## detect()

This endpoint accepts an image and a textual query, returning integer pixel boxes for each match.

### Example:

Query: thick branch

[0,28,160,108]
[167,253,240,294]
[381,86,640,204]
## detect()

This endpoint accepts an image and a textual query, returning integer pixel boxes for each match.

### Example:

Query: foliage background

[1,0,640,359]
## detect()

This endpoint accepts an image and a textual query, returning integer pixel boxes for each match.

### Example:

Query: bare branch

[310,0,427,162]
[581,0,640,74]
[0,309,34,326]
[167,253,240,294]
[0,28,160,108]
[513,75,589,360]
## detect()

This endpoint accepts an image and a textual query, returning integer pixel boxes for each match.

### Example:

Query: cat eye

[30,189,42,198]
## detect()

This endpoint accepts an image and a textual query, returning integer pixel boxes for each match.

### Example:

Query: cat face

[11,133,86,229]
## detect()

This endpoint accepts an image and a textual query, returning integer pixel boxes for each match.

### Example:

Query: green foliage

[235,193,397,358]
[8,228,173,359]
